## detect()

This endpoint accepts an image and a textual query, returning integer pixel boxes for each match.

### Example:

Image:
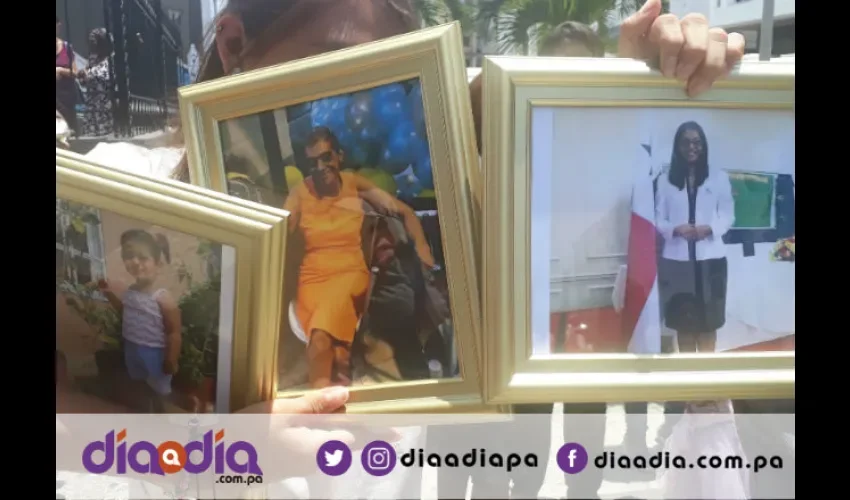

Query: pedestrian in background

[77,28,115,138]
[56,16,79,134]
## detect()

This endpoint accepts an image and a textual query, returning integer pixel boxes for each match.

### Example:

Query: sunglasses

[306,151,335,171]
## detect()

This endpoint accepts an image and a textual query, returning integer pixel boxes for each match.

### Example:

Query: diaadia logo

[81,429,263,476]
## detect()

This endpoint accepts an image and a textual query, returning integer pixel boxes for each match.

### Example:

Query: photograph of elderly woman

[56,199,225,413]
[217,77,457,391]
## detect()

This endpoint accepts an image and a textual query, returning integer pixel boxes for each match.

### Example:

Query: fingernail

[662,57,678,78]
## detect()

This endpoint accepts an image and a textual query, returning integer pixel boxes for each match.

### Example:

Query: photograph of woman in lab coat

[655,120,735,353]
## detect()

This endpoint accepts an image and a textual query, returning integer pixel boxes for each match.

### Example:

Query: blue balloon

[379,146,409,175]
[287,101,312,121]
[413,142,433,189]
[409,82,426,135]
[334,126,356,153]
[326,96,351,112]
[358,123,383,143]
[371,83,407,102]
[345,92,375,134]
[395,170,423,199]
[375,93,412,134]
[379,121,420,174]
[393,120,419,144]
[311,100,347,131]
[349,143,372,166]
[288,114,313,145]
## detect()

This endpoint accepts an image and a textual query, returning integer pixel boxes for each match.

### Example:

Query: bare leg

[677,331,699,353]
[307,329,335,388]
[333,344,352,385]
[697,330,717,352]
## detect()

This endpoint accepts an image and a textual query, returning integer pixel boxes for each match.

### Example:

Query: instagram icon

[361,441,397,476]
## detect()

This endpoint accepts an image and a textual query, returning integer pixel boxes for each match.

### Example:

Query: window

[166,8,183,26]
[56,199,106,285]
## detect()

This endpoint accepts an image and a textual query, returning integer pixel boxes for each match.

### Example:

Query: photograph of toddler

[56,198,223,413]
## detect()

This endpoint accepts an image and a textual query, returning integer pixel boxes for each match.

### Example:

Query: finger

[675,14,710,81]
[282,386,350,414]
[617,0,663,58]
[687,28,729,96]
[724,32,746,74]
[239,386,350,415]
[648,14,685,78]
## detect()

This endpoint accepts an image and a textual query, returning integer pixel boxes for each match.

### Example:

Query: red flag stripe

[622,212,657,341]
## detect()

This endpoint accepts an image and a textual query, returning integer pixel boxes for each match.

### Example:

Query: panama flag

[623,137,662,354]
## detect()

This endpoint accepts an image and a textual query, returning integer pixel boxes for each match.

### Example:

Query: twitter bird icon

[325,449,343,467]
[317,440,353,476]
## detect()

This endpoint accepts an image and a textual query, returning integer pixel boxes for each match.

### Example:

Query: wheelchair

[284,206,456,387]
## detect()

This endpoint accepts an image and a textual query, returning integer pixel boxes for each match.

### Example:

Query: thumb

[618,0,663,53]
[276,386,351,415]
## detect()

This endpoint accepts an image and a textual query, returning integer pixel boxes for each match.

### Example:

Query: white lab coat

[655,170,735,262]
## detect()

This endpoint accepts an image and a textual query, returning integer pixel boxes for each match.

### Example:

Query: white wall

[531,106,795,351]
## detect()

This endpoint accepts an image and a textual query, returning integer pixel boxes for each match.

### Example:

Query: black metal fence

[104,0,182,138]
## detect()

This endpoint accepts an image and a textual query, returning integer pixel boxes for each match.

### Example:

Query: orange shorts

[295,271,370,344]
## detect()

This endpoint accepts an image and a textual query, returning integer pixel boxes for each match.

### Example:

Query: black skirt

[658,257,728,334]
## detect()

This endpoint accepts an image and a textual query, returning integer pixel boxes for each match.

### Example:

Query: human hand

[694,225,712,240]
[162,358,178,375]
[95,278,111,293]
[674,224,696,240]
[417,245,436,269]
[56,67,65,80]
[237,387,401,479]
[617,0,746,96]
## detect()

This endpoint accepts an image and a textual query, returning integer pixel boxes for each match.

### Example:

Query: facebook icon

[556,443,589,474]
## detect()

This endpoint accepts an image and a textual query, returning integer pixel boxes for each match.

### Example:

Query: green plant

[173,242,222,389]
[59,281,123,351]
[479,0,670,55]
[56,199,101,286]
[56,199,122,351]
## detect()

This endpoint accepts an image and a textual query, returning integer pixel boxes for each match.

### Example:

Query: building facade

[56,0,186,138]
[669,0,795,55]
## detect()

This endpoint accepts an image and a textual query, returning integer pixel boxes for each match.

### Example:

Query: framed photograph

[56,154,288,413]
[482,57,795,404]
[179,23,491,414]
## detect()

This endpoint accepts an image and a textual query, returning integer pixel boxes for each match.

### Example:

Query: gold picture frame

[178,23,493,414]
[57,152,288,412]
[482,57,795,404]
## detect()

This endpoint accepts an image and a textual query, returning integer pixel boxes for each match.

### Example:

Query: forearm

[402,210,431,258]
[709,213,734,239]
[656,220,676,241]
[56,67,73,78]
[165,330,181,363]
[104,292,123,313]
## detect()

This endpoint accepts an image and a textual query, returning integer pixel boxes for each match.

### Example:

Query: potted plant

[173,242,221,410]
[56,200,124,378]
[59,281,124,378]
